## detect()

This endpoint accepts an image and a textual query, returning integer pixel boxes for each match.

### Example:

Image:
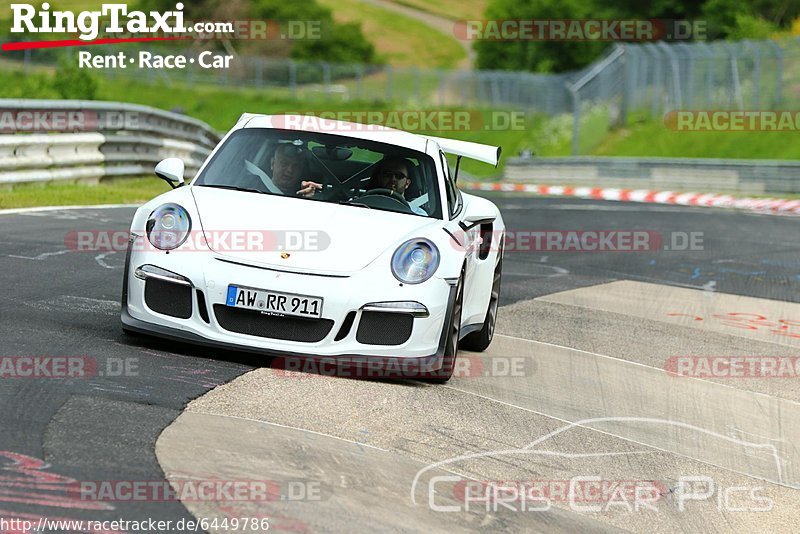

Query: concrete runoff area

[158,412,619,533]
[539,280,800,348]
[157,280,800,532]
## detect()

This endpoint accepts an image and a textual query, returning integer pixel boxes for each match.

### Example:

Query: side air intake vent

[144,279,192,319]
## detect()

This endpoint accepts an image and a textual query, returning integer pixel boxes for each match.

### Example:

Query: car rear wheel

[461,246,503,352]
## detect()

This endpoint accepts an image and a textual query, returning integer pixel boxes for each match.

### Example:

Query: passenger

[270,143,322,198]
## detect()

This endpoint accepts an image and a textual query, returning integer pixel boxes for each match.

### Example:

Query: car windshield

[193,128,442,218]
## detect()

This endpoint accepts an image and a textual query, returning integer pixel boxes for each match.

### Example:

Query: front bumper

[121,242,455,369]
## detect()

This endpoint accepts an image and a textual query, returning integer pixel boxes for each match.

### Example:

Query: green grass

[318,0,465,69]
[593,118,800,160]
[0,177,170,209]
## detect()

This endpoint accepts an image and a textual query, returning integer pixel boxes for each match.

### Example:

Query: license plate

[226,285,323,319]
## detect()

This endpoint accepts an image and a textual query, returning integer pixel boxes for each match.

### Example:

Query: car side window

[439,151,461,219]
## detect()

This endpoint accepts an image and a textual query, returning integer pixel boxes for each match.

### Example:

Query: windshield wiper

[199,184,271,195]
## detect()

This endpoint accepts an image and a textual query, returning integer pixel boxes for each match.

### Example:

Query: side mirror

[155,158,185,188]
[459,198,496,231]
[460,214,495,231]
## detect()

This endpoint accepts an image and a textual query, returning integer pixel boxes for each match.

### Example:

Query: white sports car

[121,114,504,381]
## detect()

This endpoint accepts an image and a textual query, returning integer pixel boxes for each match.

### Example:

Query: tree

[477,0,799,72]
[251,0,375,63]
[474,0,608,73]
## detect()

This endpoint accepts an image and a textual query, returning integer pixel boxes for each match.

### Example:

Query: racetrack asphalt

[1,195,799,532]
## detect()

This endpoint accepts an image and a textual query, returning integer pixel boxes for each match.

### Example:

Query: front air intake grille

[334,311,357,341]
[144,279,192,319]
[213,304,334,342]
[196,289,210,323]
[356,311,414,346]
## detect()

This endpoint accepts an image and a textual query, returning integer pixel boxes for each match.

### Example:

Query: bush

[725,13,780,39]
[475,0,606,73]
[52,60,98,99]
[251,0,376,64]
[291,22,375,64]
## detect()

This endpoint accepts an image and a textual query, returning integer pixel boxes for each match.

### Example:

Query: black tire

[461,246,503,352]
[419,268,465,383]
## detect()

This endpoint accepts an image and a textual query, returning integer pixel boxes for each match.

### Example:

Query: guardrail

[0,99,221,185]
[504,156,800,195]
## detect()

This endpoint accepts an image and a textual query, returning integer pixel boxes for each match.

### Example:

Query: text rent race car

[121,114,504,381]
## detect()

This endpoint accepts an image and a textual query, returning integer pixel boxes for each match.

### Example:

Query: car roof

[238,114,431,154]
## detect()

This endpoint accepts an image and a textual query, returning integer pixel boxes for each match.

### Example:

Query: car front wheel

[461,245,503,352]
[419,267,464,383]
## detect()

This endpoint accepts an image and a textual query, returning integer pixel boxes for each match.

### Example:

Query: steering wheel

[359,188,411,208]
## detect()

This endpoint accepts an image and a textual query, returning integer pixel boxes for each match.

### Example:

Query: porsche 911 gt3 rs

[121,114,505,381]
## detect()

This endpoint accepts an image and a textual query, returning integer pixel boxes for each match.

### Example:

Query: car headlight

[146,203,191,251]
[391,238,440,284]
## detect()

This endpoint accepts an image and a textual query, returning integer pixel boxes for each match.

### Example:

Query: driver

[368,157,426,215]
[270,143,322,198]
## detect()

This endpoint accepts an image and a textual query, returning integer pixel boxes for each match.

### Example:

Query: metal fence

[5,37,800,155]
[569,39,800,155]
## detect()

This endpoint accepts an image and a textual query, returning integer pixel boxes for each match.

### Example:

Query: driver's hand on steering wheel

[297,181,323,198]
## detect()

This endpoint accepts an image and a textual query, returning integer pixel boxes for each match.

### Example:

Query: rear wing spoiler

[424,135,502,167]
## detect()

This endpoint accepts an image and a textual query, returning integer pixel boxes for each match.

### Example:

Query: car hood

[190,186,438,274]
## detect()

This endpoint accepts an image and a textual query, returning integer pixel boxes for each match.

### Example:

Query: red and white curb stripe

[461,182,800,216]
